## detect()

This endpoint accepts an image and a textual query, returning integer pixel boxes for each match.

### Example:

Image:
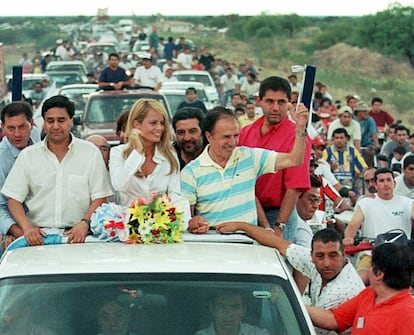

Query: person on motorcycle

[343,167,414,285]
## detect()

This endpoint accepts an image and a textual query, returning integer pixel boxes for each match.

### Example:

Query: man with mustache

[172,107,205,170]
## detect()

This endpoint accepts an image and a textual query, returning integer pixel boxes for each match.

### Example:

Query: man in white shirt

[133,53,163,91]
[176,46,193,70]
[1,95,113,246]
[394,155,414,198]
[343,167,414,284]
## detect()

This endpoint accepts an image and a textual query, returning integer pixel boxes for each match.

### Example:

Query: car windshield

[163,91,208,115]
[59,88,96,113]
[0,273,309,335]
[86,95,169,123]
[47,73,84,88]
[47,64,86,74]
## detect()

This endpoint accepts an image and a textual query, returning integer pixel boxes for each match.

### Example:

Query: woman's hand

[130,129,143,153]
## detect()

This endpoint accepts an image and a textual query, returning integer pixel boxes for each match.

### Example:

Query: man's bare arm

[216,222,291,256]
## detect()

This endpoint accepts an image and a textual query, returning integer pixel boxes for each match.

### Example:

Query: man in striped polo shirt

[181,105,309,234]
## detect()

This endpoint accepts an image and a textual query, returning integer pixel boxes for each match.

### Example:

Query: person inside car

[195,290,269,335]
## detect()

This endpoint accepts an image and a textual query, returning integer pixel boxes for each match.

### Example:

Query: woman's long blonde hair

[123,99,178,175]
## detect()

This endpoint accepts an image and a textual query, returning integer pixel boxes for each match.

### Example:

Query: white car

[160,81,216,114]
[171,70,220,105]
[0,233,316,334]
[45,60,88,76]
[4,73,49,104]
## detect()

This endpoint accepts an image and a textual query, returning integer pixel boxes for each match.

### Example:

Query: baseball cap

[142,52,152,60]
[355,101,370,111]
[338,106,353,116]
[311,137,326,148]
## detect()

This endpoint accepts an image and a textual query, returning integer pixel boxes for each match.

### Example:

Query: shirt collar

[3,136,35,158]
[199,144,239,168]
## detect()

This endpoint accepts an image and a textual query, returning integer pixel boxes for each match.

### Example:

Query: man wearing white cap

[327,105,362,150]
[133,53,163,91]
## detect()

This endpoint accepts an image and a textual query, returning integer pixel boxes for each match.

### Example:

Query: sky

[1,0,413,17]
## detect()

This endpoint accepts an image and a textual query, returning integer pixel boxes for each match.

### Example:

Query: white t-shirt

[357,194,414,238]
[395,174,414,199]
[133,65,163,88]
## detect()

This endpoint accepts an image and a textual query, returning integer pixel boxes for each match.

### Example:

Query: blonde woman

[109,99,180,207]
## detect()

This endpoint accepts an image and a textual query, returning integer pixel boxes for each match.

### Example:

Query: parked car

[171,70,219,104]
[84,42,117,57]
[44,71,88,89]
[160,81,216,115]
[0,233,316,334]
[78,88,171,145]
[132,40,150,53]
[46,60,88,76]
[4,73,50,104]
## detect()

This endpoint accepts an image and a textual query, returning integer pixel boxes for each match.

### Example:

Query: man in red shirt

[368,97,394,128]
[307,243,414,334]
[238,76,311,241]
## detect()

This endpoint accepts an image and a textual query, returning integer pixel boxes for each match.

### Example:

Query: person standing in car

[133,53,163,91]
[98,53,132,90]
[1,96,113,246]
[177,87,208,115]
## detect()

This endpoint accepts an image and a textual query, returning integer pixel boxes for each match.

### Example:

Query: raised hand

[130,128,144,153]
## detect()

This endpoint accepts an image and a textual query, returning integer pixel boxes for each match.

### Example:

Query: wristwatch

[274,222,286,231]
[81,218,91,227]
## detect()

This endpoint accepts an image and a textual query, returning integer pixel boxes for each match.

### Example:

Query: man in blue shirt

[0,101,39,245]
[354,101,378,167]
[98,53,132,90]
[177,87,208,115]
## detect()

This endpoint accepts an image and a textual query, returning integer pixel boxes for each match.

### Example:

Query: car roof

[161,81,206,89]
[57,83,98,92]
[0,236,287,279]
[47,60,86,66]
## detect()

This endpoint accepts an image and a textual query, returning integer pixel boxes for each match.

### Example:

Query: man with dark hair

[307,243,414,334]
[369,96,395,129]
[238,76,311,242]
[216,223,364,335]
[181,104,309,234]
[323,127,367,203]
[98,53,132,90]
[379,124,410,168]
[195,290,269,335]
[0,101,40,244]
[172,107,205,170]
[395,155,414,198]
[177,87,208,115]
[344,167,414,285]
[1,95,113,246]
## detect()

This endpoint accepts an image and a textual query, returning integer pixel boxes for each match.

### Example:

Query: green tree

[354,4,414,66]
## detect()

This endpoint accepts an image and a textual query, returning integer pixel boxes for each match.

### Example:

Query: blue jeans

[264,207,298,242]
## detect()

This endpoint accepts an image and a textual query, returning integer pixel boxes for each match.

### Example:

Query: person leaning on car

[216,224,364,335]
[1,95,113,246]
[306,243,414,335]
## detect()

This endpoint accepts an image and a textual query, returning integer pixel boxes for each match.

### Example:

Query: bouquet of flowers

[91,193,185,244]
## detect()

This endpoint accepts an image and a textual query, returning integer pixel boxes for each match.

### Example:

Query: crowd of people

[3,35,414,333]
